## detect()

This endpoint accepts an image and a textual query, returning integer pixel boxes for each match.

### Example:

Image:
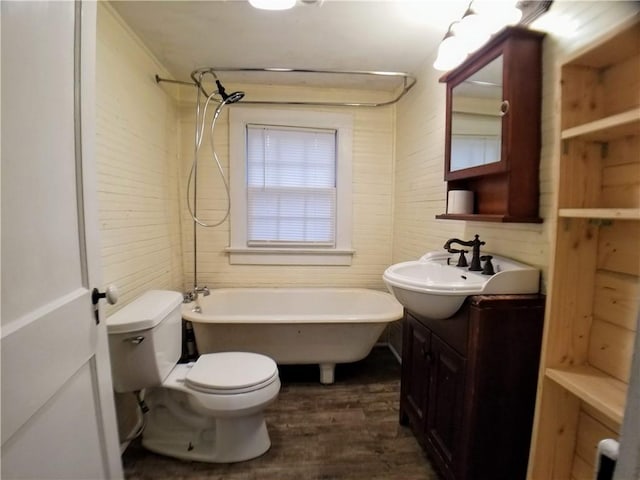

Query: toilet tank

[106,290,183,393]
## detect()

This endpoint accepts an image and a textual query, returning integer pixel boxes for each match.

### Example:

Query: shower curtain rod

[154,67,417,107]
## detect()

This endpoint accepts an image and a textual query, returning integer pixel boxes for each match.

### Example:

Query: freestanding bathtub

[182,288,403,384]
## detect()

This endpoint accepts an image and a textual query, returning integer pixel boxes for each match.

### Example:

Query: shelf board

[558,208,640,220]
[561,108,640,142]
[435,213,543,223]
[545,365,627,425]
[562,17,640,68]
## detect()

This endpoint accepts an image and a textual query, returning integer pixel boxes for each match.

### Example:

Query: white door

[1,2,123,478]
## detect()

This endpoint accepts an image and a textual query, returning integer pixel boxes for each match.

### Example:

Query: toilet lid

[186,352,279,394]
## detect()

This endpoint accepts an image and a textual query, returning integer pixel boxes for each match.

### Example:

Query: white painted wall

[96,3,184,316]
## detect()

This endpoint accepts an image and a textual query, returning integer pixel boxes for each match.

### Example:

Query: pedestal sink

[383,251,540,319]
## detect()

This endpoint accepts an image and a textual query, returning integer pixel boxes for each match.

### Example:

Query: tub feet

[319,363,336,384]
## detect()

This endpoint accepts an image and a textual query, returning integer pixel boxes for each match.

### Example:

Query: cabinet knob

[420,346,432,362]
[500,100,510,116]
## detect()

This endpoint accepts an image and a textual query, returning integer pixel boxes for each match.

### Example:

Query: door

[426,334,466,478]
[1,2,123,478]
[400,315,431,429]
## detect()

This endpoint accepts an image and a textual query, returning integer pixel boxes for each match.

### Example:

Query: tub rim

[182,287,403,324]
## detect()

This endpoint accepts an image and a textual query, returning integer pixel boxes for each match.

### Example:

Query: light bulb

[472,2,523,33]
[473,0,519,11]
[452,18,490,53]
[453,4,493,52]
[486,6,523,32]
[433,33,468,71]
[248,0,296,10]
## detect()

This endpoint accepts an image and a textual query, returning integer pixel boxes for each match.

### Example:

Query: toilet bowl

[106,290,280,463]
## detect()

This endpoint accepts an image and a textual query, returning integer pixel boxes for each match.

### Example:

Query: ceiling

[111,0,471,91]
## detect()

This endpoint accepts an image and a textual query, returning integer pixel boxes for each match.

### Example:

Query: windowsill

[225,247,354,266]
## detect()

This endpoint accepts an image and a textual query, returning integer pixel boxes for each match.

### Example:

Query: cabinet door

[400,315,431,428]
[426,334,466,474]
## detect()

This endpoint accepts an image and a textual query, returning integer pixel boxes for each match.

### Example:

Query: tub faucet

[443,234,485,271]
[195,286,210,297]
[183,286,210,304]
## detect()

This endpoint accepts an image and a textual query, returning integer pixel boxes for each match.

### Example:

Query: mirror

[449,55,503,172]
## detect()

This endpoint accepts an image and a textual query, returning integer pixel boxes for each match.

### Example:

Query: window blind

[246,124,337,247]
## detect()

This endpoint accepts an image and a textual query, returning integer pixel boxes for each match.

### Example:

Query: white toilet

[106,290,280,463]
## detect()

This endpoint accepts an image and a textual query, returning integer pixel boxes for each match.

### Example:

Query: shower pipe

[155,66,417,107]
[186,69,245,306]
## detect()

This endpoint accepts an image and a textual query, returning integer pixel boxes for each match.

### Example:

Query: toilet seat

[186,352,279,394]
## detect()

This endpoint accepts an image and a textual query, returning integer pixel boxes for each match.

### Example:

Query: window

[246,125,336,247]
[228,108,353,265]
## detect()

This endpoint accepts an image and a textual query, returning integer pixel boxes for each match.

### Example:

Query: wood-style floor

[122,347,439,480]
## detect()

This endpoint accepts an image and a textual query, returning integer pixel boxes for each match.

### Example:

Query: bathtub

[182,288,403,384]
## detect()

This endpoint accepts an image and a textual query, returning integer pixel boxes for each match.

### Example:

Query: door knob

[91,285,118,325]
[92,285,119,306]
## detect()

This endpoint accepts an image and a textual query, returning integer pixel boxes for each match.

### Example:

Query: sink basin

[383,251,540,319]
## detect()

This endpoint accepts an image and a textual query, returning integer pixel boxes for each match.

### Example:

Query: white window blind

[450,134,501,171]
[246,124,337,247]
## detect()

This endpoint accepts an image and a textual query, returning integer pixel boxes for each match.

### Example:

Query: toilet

[106,290,280,463]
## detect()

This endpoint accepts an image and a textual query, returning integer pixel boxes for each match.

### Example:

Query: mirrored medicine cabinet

[436,27,545,223]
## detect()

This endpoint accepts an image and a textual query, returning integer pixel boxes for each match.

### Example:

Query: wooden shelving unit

[528,17,640,480]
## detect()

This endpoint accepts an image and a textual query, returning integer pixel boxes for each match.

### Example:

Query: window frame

[228,107,354,265]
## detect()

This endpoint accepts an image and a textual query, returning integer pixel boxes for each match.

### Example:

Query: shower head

[215,80,245,104]
[226,90,245,104]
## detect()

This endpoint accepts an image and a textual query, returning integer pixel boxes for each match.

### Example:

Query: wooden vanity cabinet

[400,295,545,480]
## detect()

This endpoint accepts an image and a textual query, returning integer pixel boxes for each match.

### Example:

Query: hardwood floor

[122,347,438,480]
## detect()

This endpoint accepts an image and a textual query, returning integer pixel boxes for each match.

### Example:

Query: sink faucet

[443,234,486,271]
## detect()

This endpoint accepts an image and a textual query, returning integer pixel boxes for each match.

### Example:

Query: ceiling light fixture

[248,0,296,11]
[433,0,524,72]
[453,5,491,54]
[433,23,468,72]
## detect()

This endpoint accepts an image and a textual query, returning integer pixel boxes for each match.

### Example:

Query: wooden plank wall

[95,3,184,316]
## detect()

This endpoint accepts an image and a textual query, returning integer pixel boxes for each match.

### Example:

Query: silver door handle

[123,336,145,345]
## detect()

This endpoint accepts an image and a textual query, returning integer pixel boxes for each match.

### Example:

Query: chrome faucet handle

[183,291,196,303]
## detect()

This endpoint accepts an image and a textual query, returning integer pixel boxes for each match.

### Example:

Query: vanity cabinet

[528,18,640,480]
[400,295,545,480]
[436,27,544,223]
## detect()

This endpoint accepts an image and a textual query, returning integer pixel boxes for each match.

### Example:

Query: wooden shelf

[435,213,543,223]
[545,365,627,425]
[561,108,640,142]
[563,16,640,68]
[558,208,640,220]
[529,18,639,480]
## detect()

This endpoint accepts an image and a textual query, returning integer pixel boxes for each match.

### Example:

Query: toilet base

[141,389,272,463]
